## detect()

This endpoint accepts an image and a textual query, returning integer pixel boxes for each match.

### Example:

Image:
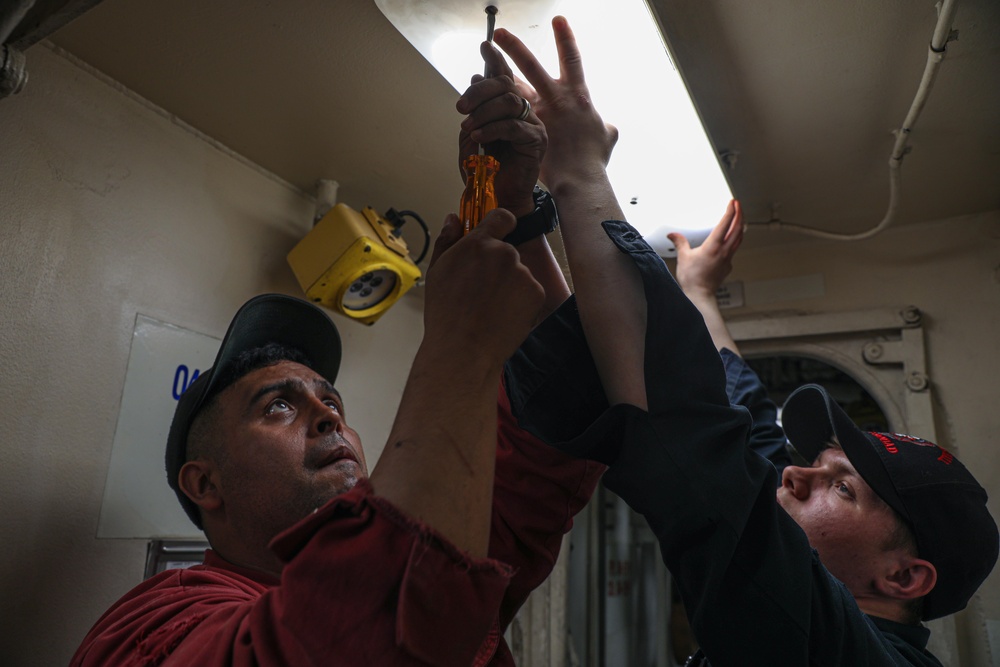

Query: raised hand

[371,211,544,557]
[492,17,618,189]
[669,199,745,300]
[492,17,645,409]
[457,41,547,217]
[669,199,745,353]
[424,210,545,365]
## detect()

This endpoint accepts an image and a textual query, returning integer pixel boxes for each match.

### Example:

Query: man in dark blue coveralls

[492,16,998,667]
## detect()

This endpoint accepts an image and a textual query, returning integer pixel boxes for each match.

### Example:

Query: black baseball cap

[782,384,998,620]
[165,294,342,529]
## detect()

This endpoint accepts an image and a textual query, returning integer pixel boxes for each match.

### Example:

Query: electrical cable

[385,209,432,265]
[747,0,959,241]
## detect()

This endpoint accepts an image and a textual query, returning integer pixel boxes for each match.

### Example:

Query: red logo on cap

[890,433,933,447]
[872,432,898,453]
[871,432,954,465]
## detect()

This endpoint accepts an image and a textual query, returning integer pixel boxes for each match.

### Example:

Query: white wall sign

[98,314,220,539]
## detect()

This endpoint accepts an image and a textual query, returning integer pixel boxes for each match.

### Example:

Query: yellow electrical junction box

[287,203,422,325]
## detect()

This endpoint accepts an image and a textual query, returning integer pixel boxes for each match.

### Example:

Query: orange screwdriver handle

[460,154,500,234]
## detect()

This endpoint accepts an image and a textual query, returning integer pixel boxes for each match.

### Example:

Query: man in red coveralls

[70,26,601,667]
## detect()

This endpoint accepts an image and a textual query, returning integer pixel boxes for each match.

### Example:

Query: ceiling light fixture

[375,0,732,256]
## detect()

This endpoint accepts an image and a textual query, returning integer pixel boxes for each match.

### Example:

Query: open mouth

[314,444,360,470]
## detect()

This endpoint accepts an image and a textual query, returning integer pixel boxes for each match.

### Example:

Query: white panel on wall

[98,315,219,539]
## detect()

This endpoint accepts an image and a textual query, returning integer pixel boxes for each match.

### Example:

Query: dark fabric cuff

[720,348,793,474]
[503,295,615,461]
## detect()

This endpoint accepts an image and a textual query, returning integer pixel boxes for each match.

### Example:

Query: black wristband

[504,186,559,246]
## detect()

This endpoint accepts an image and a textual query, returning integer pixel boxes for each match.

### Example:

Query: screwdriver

[460,5,500,235]
[460,154,499,235]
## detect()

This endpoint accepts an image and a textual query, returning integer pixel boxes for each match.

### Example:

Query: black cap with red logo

[781,383,998,620]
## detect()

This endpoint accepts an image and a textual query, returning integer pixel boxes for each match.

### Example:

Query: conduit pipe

[1,44,28,98]
[751,0,959,241]
[0,0,35,100]
[0,0,35,45]
[314,179,340,224]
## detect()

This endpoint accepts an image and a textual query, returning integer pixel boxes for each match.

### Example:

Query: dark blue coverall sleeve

[503,221,940,667]
[720,348,792,476]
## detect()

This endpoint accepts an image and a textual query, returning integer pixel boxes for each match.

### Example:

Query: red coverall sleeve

[490,375,605,630]
[70,482,514,667]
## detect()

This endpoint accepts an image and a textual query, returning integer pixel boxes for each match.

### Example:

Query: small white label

[716,281,745,309]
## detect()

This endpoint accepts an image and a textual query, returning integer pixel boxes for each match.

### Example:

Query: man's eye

[324,400,341,413]
[836,482,854,498]
[265,399,292,415]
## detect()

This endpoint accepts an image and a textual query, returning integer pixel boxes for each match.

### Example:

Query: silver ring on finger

[517,97,531,121]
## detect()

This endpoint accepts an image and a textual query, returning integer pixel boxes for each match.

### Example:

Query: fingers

[493,28,556,100]
[422,207,544,368]
[725,200,745,252]
[667,232,691,254]
[458,75,528,120]
[481,40,513,80]
[457,68,542,181]
[430,209,517,271]
[550,16,586,86]
[707,199,737,247]
[717,200,745,255]
[458,42,519,117]
[471,207,518,241]
[428,214,463,268]
[511,73,540,107]
[493,17,587,97]
[466,114,543,149]
[458,75,515,114]
[460,87,533,133]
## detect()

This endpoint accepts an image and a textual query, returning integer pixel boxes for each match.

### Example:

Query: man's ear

[878,557,937,601]
[178,460,223,515]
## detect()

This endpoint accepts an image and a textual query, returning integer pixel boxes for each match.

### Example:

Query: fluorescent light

[376,0,731,256]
